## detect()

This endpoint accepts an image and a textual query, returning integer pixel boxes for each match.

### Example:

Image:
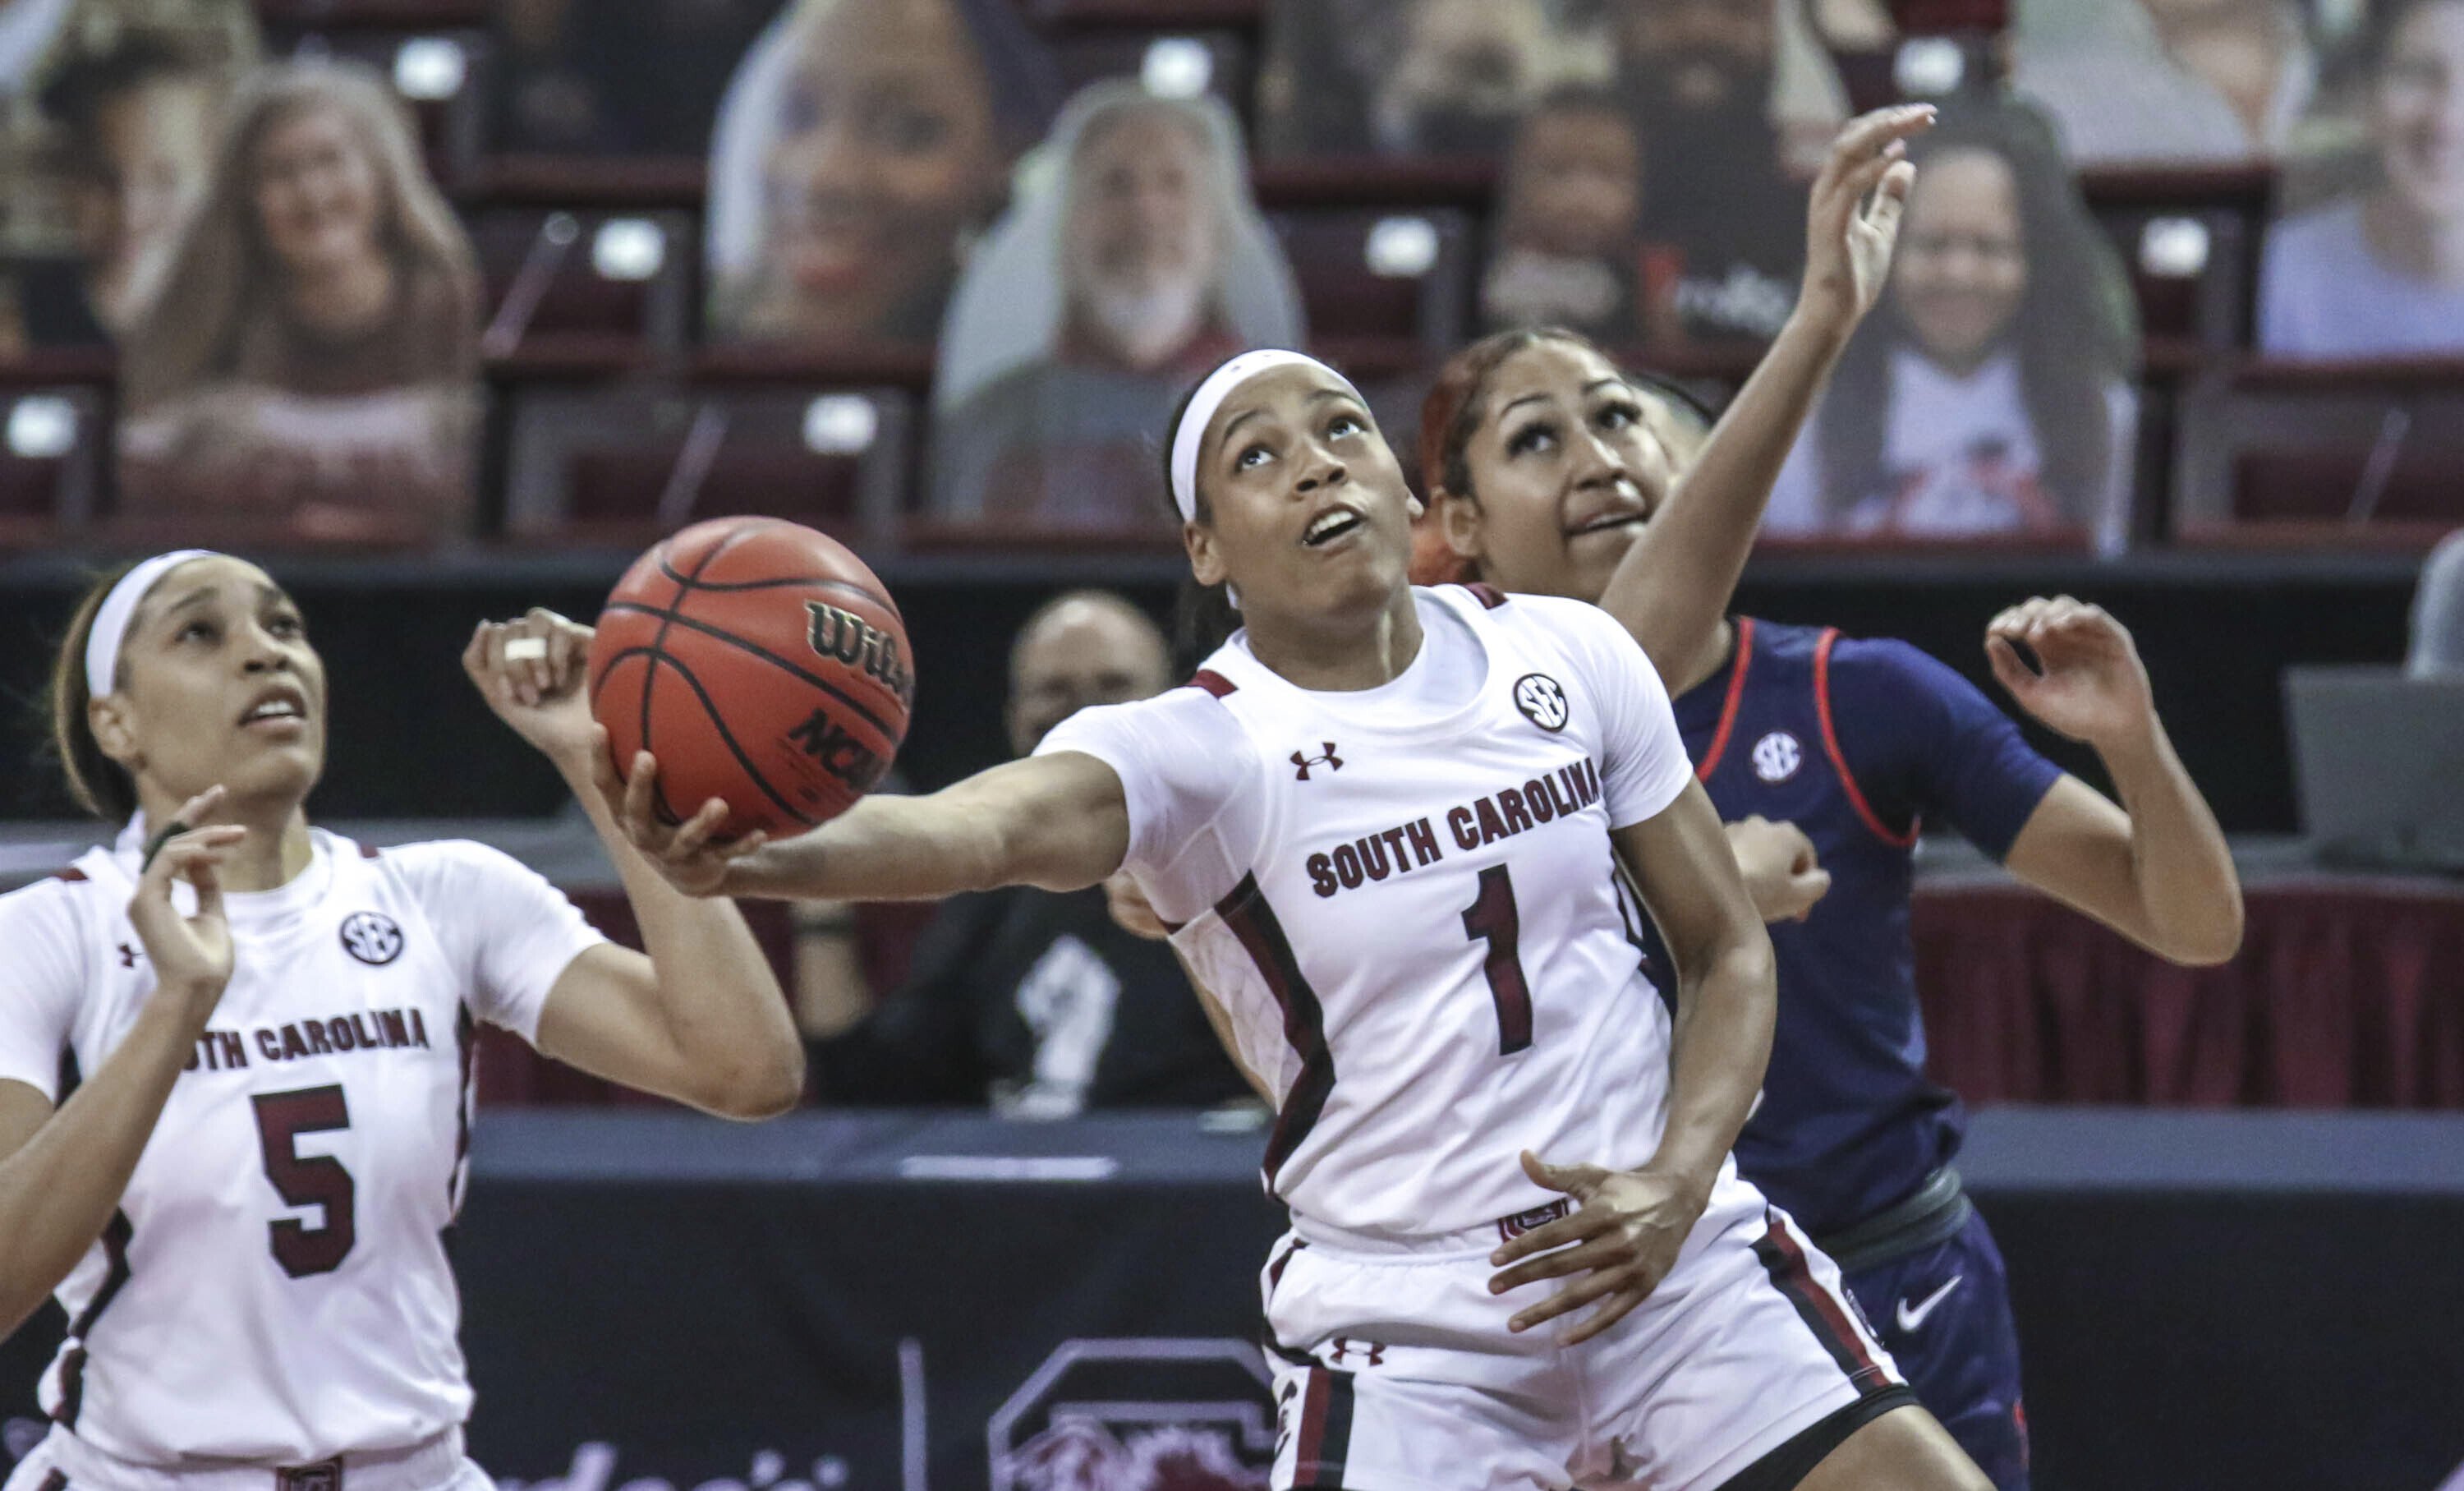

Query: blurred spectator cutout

[704,0,1059,347]
[25,30,227,347]
[1768,104,2141,547]
[798,591,1255,1115]
[1258,0,1565,157]
[117,59,480,538]
[931,82,1302,528]
[2015,0,2319,166]
[1480,87,1647,343]
[1617,0,1814,343]
[0,0,258,352]
[2260,0,2464,359]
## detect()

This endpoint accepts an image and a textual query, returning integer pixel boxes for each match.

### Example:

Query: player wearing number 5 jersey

[0,552,801,1491]
[612,346,1992,1491]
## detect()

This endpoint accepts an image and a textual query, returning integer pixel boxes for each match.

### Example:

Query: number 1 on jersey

[1462,865,1533,1055]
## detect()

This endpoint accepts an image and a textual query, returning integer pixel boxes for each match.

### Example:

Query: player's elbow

[695,1043,807,1121]
[2159,895,2246,968]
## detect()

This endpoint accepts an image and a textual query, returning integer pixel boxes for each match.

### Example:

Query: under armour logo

[1326,1337,1385,1367]
[117,943,139,969]
[1291,743,1343,780]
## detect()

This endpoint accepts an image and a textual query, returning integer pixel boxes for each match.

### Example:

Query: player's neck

[139,790,315,893]
[1243,590,1426,693]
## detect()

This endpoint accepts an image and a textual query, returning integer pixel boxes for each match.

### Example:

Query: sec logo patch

[339,911,405,967]
[1751,730,1803,784]
[1514,673,1570,732]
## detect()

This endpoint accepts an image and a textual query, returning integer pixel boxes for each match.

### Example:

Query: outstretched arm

[1991,599,2245,967]
[1599,104,1928,691]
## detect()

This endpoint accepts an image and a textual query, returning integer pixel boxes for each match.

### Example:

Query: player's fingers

[187,852,225,920]
[461,620,488,683]
[517,611,557,703]
[1819,103,1932,194]
[623,752,669,848]
[552,618,591,694]
[1985,634,2034,697]
[1838,142,1901,217]
[1518,1149,1605,1197]
[1871,157,1917,214]
[1490,1232,1627,1295]
[1490,1206,1614,1268]
[1559,1283,1649,1347]
[172,784,227,828]
[1509,1267,1630,1334]
[669,798,731,861]
[716,829,769,863]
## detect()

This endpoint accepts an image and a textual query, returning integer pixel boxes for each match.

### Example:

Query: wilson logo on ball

[806,601,913,706]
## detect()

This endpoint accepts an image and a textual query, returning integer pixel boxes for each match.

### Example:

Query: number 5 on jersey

[1462,865,1534,1056]
[251,1086,356,1277]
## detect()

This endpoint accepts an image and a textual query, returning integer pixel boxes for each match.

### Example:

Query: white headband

[85,550,219,699]
[1168,349,1359,523]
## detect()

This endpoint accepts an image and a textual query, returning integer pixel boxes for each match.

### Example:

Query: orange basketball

[589,518,913,839]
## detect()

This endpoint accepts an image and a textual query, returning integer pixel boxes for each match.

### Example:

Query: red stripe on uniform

[1813,629,1919,848]
[52,868,86,883]
[1458,582,1508,610]
[1695,616,1757,781]
[1290,1367,1356,1488]
[51,1209,134,1429]
[1187,669,1238,697]
[1753,1208,1893,1397]
[1216,874,1334,1186]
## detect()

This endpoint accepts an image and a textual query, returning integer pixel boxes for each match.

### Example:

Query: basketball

[589,517,913,839]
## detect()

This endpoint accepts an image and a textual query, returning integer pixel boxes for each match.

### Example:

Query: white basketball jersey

[1041,586,1696,1236]
[0,830,602,1467]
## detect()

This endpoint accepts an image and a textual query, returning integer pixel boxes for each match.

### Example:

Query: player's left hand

[1487,1150,1710,1345]
[1797,104,1929,333]
[1985,596,2157,753]
[465,609,597,768]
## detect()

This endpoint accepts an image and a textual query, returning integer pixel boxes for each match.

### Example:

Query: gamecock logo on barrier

[989,1339,1275,1491]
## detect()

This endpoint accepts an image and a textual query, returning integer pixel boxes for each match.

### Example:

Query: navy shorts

[1838,1208,2030,1490]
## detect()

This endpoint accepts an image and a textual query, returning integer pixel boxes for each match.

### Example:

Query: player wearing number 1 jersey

[614,349,1993,1491]
[0,552,801,1491]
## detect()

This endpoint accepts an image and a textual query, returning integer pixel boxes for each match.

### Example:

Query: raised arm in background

[1600,104,1928,695]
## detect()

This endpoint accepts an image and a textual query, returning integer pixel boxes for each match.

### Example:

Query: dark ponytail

[46,562,141,821]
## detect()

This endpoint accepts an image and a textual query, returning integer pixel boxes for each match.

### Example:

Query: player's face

[97,557,329,814]
[2374,1,2464,224]
[1443,340,1676,605]
[1892,147,2028,373]
[1188,363,1418,624]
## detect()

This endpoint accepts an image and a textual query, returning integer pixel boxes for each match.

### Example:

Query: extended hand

[126,786,246,1001]
[1985,596,2157,752]
[1798,104,1931,330]
[465,609,598,769]
[594,736,769,898]
[1487,1151,1711,1344]
[1725,815,1831,923]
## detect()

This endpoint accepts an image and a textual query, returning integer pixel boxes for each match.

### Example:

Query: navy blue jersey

[1661,619,2063,1236]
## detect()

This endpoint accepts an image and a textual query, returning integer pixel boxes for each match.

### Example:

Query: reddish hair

[1409,326,1598,586]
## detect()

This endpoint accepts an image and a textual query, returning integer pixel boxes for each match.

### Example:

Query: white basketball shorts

[1263,1166,1907,1490]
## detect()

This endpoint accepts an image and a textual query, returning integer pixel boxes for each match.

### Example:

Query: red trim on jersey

[52,867,87,883]
[1814,628,1919,849]
[1753,1208,1893,1396]
[1694,617,1757,782]
[357,840,382,859]
[1186,669,1238,698]
[51,1209,133,1429]
[1457,581,1508,610]
[1216,874,1333,1185]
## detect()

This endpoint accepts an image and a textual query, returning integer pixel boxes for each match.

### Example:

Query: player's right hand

[1104,872,1170,941]
[126,786,246,1001]
[594,731,768,898]
[1724,816,1831,923]
[1798,104,1930,332]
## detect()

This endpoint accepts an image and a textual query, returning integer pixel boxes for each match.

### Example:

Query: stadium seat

[0,357,113,550]
[471,209,694,368]
[500,378,915,548]
[2174,359,2464,543]
[1270,206,1472,375]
